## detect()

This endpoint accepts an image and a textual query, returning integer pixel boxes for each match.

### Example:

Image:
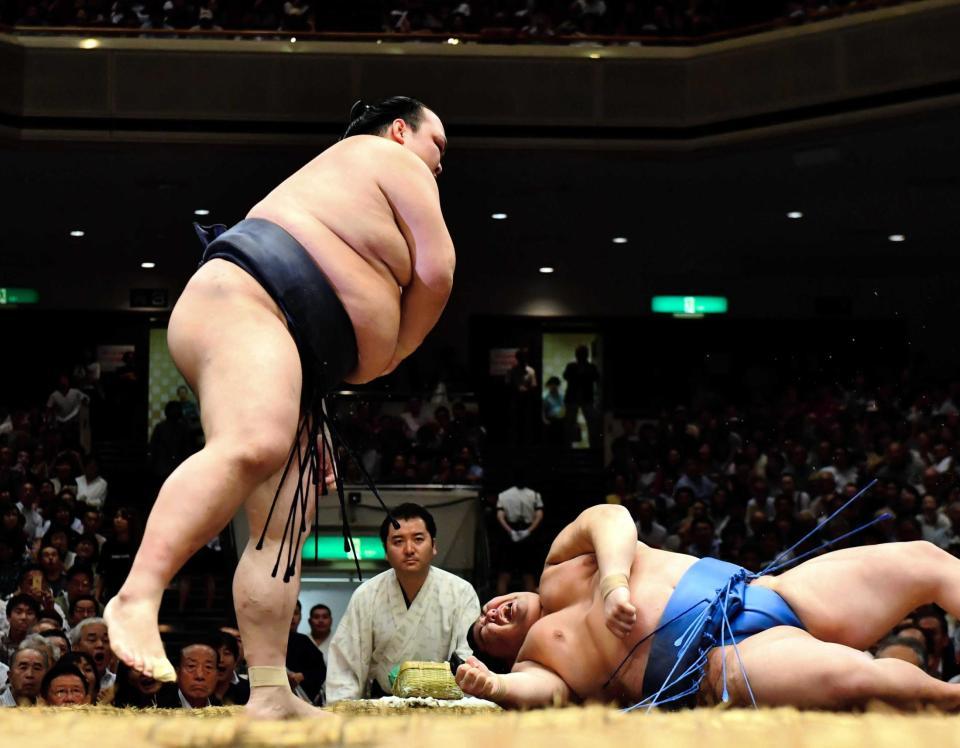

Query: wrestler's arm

[378,152,456,374]
[456,656,571,708]
[544,504,636,573]
[544,504,638,637]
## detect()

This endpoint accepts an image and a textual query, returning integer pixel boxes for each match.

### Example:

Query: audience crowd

[332,396,485,486]
[5,355,960,708]
[2,0,913,40]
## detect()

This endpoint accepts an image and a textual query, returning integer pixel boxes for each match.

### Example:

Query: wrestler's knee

[821,658,877,706]
[222,432,293,484]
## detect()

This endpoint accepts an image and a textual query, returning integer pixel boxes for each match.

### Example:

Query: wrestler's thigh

[167,261,302,448]
[754,543,937,649]
[705,627,874,709]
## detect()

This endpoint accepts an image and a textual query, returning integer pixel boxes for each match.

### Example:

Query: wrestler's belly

[246,204,402,383]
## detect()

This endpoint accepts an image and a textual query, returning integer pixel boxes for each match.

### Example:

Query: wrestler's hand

[604,585,637,638]
[456,656,503,701]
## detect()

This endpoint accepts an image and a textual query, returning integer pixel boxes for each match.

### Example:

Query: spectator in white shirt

[75,457,107,510]
[46,376,89,428]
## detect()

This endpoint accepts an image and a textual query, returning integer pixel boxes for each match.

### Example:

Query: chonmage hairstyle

[341,96,426,140]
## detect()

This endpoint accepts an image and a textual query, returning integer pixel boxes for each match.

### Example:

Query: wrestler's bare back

[244,135,439,382]
[520,544,700,702]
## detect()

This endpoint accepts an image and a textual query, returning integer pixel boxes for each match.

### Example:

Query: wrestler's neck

[395,566,431,605]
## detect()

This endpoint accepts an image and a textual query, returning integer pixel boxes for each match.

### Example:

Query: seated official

[326,503,480,702]
[157,641,222,709]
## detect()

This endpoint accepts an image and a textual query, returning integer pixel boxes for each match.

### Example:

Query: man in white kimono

[326,503,480,701]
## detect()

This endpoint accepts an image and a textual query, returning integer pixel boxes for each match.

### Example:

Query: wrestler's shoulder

[334,135,428,169]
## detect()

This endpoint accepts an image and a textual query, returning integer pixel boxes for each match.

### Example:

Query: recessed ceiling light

[69,230,85,237]
[141,262,156,269]
[539,266,554,274]
[491,213,508,220]
[193,209,210,216]
[888,234,906,242]
[612,237,628,244]
[787,211,804,219]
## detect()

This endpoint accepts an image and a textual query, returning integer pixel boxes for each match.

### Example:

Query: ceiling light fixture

[539,266,554,274]
[141,262,156,269]
[888,234,906,242]
[787,211,804,219]
[289,37,297,43]
[79,38,99,50]
[193,209,210,216]
[491,213,508,220]
[69,230,85,238]
[612,237,628,244]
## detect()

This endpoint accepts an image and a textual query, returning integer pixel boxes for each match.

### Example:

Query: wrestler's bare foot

[103,594,176,682]
[245,687,334,720]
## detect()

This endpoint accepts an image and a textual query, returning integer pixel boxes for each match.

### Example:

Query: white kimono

[326,566,480,702]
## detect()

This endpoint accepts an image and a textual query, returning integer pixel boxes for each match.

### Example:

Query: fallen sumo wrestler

[459,481,960,712]
[103,95,455,720]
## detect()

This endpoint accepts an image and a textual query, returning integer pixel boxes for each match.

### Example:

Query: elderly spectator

[0,643,48,706]
[70,617,113,690]
[41,662,90,705]
[157,641,221,708]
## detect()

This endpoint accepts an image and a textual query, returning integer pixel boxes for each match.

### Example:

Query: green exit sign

[652,296,727,316]
[302,535,386,561]
[0,288,39,305]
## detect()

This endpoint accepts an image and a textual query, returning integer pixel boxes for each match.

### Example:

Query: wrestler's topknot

[341,96,427,140]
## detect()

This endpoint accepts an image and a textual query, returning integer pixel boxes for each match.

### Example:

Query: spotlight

[491,213,508,220]
[141,262,157,269]
[79,38,99,50]
[612,237,628,244]
[787,211,803,219]
[290,37,297,43]
[193,209,210,216]
[539,267,555,274]
[69,230,85,238]
[888,234,906,242]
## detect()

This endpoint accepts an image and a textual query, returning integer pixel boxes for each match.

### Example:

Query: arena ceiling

[3,96,960,303]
